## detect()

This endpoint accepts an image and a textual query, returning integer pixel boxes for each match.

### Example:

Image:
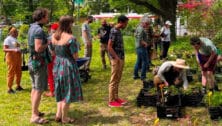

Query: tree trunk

[159,0,177,41]
[66,0,75,17]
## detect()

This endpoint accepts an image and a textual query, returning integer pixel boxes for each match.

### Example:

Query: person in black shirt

[97,19,111,69]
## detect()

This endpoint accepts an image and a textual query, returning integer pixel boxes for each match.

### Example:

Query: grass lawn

[0,36,222,126]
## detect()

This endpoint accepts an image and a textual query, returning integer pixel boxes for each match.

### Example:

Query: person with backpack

[160,20,172,60]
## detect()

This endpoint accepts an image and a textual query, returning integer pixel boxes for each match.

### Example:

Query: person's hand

[164,81,169,87]
[204,62,209,68]
[174,78,181,85]
[15,48,21,52]
[47,40,51,45]
[143,42,148,47]
[114,56,121,61]
[87,41,92,47]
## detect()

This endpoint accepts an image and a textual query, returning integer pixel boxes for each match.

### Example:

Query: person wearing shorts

[28,8,50,124]
[190,37,218,93]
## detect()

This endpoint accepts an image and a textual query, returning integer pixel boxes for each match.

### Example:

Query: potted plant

[137,87,157,107]
[182,87,204,106]
[156,85,185,118]
[164,86,182,106]
[206,91,222,120]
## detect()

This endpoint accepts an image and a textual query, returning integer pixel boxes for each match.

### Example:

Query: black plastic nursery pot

[182,93,204,107]
[136,89,157,107]
[157,94,182,107]
[143,80,154,89]
[208,107,222,120]
[156,105,185,119]
[187,75,193,82]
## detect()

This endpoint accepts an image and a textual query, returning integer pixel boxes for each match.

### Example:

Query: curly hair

[32,8,49,22]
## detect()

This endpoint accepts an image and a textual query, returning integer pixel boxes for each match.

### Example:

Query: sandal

[55,117,62,122]
[30,117,49,124]
[38,112,45,117]
[62,118,75,124]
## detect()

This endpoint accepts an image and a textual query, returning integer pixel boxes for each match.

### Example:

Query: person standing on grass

[160,20,172,60]
[52,15,83,124]
[97,19,111,69]
[3,26,23,94]
[82,15,93,71]
[28,8,50,124]
[108,15,129,107]
[133,17,151,80]
[45,22,59,97]
[190,37,218,93]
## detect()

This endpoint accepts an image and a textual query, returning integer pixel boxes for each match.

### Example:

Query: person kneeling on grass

[153,59,189,90]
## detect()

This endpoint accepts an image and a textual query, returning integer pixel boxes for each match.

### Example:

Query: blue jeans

[134,47,148,80]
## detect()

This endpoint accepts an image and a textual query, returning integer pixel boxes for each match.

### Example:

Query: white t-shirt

[3,35,20,49]
[160,26,171,42]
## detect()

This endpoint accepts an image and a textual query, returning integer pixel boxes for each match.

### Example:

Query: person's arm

[82,24,92,46]
[182,70,188,90]
[67,36,79,60]
[35,38,49,53]
[204,50,216,68]
[3,45,20,52]
[136,27,147,47]
[157,62,171,86]
[194,49,200,64]
[108,39,120,61]
[73,52,78,60]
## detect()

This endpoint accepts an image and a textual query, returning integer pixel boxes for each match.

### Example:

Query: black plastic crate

[157,105,185,118]
[157,93,182,107]
[143,80,154,89]
[182,93,204,107]
[136,89,157,107]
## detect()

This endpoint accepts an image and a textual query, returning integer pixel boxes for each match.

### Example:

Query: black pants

[160,41,170,59]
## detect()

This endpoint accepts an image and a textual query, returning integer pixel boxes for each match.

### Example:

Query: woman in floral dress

[52,15,83,124]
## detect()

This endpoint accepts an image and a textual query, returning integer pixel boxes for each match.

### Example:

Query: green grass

[0,36,222,126]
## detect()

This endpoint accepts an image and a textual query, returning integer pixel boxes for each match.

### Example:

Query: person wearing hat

[45,22,59,97]
[133,17,151,80]
[190,37,218,93]
[3,26,23,94]
[153,59,189,89]
[160,20,172,60]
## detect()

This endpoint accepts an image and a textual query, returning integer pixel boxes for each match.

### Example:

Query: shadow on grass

[68,109,125,125]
